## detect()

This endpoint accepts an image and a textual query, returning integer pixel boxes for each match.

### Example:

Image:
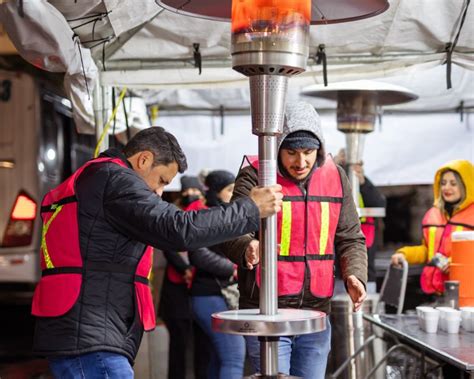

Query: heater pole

[250,73,289,377]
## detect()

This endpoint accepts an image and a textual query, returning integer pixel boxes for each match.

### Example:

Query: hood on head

[433,159,474,213]
[277,101,326,167]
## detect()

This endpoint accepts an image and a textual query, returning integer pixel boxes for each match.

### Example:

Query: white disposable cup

[416,306,433,329]
[444,309,461,334]
[436,307,453,331]
[460,307,474,332]
[420,308,440,333]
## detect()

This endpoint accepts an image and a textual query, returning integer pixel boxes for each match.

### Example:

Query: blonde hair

[436,169,466,214]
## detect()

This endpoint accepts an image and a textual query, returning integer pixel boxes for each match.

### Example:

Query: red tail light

[2,192,37,247]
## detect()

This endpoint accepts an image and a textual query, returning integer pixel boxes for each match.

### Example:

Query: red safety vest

[31,157,156,331]
[420,204,474,294]
[358,194,375,248]
[166,199,206,285]
[247,155,343,298]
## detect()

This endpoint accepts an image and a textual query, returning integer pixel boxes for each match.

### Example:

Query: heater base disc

[211,308,326,336]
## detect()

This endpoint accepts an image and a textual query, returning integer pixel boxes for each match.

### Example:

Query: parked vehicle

[0,69,95,295]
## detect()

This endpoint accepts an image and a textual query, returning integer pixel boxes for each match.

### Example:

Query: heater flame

[231,0,311,36]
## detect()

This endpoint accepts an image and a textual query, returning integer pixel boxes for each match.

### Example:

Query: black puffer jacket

[188,247,236,296]
[33,149,260,363]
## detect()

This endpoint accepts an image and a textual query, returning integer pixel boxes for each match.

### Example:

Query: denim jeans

[245,319,331,379]
[48,351,133,379]
[191,295,245,379]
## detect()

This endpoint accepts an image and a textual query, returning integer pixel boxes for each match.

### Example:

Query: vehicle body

[0,69,94,296]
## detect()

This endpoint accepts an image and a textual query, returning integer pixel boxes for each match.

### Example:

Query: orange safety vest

[247,155,343,298]
[31,157,156,331]
[420,203,474,294]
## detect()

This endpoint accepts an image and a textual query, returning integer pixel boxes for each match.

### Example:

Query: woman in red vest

[158,175,209,379]
[391,159,474,295]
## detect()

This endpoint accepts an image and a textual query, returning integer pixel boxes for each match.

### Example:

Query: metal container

[327,294,374,379]
[444,280,460,309]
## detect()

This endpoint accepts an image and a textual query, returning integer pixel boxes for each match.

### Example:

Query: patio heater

[157,1,390,377]
[302,81,418,217]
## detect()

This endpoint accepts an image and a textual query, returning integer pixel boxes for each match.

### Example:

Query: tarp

[0,0,473,187]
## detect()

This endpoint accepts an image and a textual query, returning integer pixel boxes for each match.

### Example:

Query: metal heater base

[211,309,326,336]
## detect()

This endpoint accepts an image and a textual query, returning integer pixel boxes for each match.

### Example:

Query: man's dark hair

[123,127,187,173]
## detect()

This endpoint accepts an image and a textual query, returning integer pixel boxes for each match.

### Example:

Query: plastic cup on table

[419,307,440,333]
[443,309,462,334]
[436,307,453,331]
[460,307,474,332]
[417,306,432,328]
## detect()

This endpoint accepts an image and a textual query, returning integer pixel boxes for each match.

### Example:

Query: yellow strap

[455,225,464,232]
[94,87,128,158]
[358,193,366,223]
[279,201,292,256]
[40,205,63,269]
[428,226,437,260]
[319,202,330,255]
[148,250,154,280]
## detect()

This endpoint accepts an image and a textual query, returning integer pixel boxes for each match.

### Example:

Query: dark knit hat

[180,175,204,192]
[280,130,321,151]
[205,170,236,193]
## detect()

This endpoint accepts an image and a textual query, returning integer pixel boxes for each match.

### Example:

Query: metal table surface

[364,314,474,373]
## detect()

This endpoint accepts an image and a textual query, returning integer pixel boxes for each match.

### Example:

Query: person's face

[181,188,202,198]
[440,171,462,203]
[218,183,235,204]
[279,148,317,181]
[134,151,178,196]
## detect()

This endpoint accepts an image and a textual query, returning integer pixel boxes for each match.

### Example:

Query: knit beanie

[205,170,236,193]
[280,130,321,150]
[180,175,204,193]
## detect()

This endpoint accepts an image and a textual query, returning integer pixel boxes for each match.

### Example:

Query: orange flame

[231,0,311,33]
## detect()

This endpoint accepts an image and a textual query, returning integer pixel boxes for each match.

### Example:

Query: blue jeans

[191,295,245,379]
[48,351,133,379]
[245,319,331,379]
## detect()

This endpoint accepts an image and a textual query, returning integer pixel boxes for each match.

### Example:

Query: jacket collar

[99,148,133,170]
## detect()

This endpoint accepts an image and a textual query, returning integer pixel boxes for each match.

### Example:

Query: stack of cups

[460,307,474,332]
[416,307,439,333]
[437,307,462,333]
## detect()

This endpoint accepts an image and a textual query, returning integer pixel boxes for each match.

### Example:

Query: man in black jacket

[32,127,282,378]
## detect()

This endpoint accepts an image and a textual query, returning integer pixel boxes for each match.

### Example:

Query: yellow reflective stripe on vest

[428,226,437,260]
[279,201,292,256]
[40,205,63,269]
[319,202,330,255]
[358,193,366,223]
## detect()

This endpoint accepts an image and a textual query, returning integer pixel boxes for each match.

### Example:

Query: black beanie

[280,131,320,151]
[205,170,236,193]
[180,175,204,192]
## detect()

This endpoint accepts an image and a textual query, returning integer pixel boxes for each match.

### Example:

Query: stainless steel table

[364,314,474,377]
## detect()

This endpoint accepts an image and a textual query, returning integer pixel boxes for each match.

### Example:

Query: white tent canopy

[0,0,473,188]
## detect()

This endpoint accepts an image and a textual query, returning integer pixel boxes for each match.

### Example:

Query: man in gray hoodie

[222,101,367,379]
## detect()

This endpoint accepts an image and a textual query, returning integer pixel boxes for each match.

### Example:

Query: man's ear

[136,151,154,170]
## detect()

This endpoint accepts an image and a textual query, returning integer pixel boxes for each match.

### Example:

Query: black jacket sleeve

[188,248,235,279]
[359,176,386,208]
[163,250,190,274]
[103,166,260,252]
